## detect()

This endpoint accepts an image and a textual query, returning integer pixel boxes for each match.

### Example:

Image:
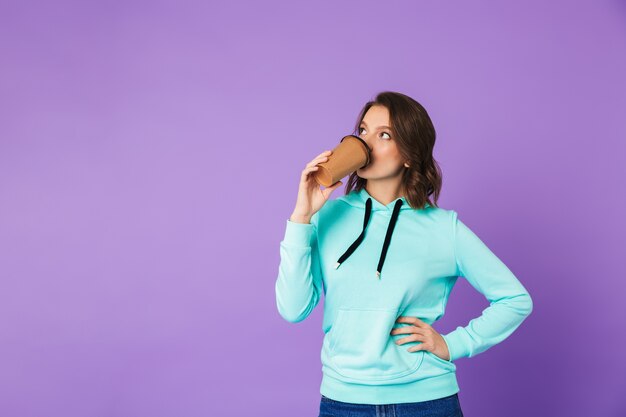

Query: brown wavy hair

[344,91,443,209]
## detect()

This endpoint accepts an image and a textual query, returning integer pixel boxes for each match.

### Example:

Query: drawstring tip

[334,262,341,269]
[376,270,381,279]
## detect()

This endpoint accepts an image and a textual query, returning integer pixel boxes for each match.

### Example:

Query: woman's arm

[442,210,534,361]
[274,211,324,323]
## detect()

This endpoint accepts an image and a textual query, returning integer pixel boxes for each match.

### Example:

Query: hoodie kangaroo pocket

[327,308,425,381]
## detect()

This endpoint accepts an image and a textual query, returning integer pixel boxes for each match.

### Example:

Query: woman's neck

[364,180,406,206]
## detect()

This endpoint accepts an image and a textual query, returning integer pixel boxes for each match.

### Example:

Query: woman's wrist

[289,212,312,224]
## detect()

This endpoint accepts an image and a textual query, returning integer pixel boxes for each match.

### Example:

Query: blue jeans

[318,393,464,417]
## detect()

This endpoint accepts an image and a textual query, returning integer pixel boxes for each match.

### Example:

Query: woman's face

[356,105,405,180]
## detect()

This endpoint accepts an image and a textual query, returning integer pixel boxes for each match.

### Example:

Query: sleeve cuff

[441,334,453,362]
[442,327,472,362]
[283,219,315,247]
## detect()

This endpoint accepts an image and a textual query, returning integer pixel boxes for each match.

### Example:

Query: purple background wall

[1,1,625,416]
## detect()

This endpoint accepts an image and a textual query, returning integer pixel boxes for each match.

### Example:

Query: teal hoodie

[275,187,533,405]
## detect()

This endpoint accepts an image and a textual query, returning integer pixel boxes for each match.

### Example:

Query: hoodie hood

[334,188,430,279]
[340,187,415,212]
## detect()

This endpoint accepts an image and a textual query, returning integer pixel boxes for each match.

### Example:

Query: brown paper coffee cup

[313,135,371,187]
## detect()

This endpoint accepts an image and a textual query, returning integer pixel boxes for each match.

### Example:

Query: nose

[358,133,374,152]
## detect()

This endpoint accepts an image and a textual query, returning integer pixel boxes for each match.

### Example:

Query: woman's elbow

[522,291,533,316]
[276,303,309,323]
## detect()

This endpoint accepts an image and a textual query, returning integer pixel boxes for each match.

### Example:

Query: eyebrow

[360,121,391,130]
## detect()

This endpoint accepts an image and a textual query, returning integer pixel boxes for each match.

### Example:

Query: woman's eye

[359,127,391,140]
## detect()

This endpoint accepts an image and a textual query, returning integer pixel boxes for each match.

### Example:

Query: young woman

[275,91,533,417]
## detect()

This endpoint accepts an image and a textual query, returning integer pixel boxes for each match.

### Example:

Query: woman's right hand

[290,150,344,224]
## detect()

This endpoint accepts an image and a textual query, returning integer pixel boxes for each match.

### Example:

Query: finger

[391,326,419,334]
[306,154,331,169]
[395,316,428,328]
[301,165,320,178]
[303,164,320,173]
[314,149,333,159]
[407,343,429,353]
[395,334,426,345]
[307,150,333,165]
[390,326,424,335]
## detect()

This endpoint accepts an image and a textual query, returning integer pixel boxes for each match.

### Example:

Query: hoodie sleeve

[441,210,533,362]
[274,211,324,323]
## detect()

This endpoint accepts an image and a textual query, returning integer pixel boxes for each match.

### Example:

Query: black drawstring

[334,198,372,269]
[334,197,404,279]
[377,199,403,278]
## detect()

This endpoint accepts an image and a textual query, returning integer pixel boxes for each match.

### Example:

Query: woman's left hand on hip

[391,316,451,361]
